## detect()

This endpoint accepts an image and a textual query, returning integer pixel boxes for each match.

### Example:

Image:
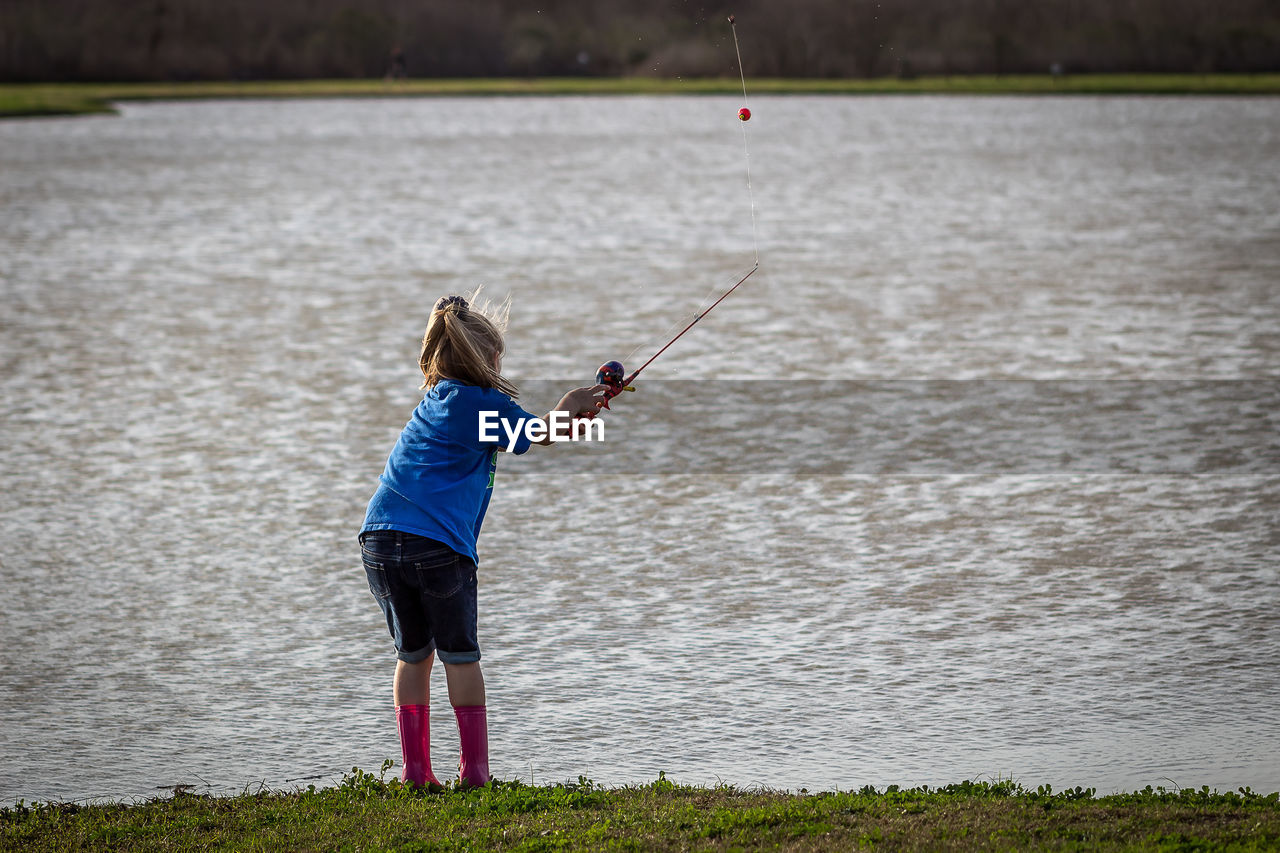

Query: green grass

[4,768,1279,852]
[2,73,1279,118]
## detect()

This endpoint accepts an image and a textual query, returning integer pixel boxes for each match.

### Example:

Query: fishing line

[624,12,757,364]
[592,13,760,409]
[731,14,760,267]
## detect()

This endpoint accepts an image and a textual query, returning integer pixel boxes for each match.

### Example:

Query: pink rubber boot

[396,705,441,788]
[454,705,491,787]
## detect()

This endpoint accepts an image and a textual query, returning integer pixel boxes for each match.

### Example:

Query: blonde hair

[419,289,518,398]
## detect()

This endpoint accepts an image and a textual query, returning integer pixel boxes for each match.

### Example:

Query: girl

[359,292,606,788]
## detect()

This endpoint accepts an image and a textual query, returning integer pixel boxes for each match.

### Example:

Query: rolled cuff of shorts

[398,642,436,664]
[436,648,482,665]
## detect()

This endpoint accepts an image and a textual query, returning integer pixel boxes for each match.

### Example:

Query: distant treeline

[4,0,1279,82]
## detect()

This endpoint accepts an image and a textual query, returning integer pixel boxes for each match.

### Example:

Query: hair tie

[435,295,469,314]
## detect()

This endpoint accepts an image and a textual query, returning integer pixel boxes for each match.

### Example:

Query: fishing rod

[592,263,757,407]
[590,13,759,413]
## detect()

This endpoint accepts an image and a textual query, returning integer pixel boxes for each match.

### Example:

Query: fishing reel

[594,360,635,410]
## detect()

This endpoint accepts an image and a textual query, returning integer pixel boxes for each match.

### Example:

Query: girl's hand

[527,385,610,446]
[556,384,610,419]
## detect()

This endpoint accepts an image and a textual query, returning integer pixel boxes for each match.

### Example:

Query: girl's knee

[399,651,435,670]
[442,660,481,673]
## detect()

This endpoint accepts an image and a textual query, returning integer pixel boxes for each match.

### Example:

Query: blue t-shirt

[361,379,538,563]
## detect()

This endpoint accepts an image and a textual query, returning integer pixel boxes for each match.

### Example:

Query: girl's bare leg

[443,661,486,707]
[394,654,433,706]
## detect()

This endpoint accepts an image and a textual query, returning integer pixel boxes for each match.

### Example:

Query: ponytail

[419,290,518,398]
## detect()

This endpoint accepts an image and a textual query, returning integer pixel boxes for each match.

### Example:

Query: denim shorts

[359,530,480,665]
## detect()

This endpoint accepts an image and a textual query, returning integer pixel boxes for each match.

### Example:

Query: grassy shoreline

[3,73,1279,118]
[4,770,1278,851]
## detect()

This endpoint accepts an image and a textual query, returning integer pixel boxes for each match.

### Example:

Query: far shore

[3,73,1280,118]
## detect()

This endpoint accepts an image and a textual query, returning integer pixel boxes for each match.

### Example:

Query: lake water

[1,95,1278,804]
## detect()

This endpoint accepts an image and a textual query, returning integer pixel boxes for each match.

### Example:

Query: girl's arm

[492,385,609,451]
[534,384,610,445]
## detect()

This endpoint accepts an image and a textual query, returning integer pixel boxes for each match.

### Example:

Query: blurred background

[3,0,1279,82]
